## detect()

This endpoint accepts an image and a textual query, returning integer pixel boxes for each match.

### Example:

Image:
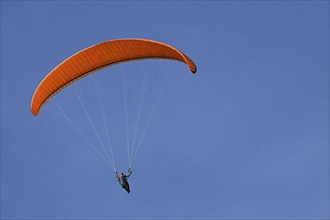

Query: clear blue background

[1,1,329,219]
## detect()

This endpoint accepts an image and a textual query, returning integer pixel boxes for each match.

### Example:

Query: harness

[119,176,128,187]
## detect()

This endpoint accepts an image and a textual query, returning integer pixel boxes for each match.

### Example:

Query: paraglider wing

[30,38,197,116]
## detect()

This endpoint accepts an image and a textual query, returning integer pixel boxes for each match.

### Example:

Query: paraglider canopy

[30,38,197,116]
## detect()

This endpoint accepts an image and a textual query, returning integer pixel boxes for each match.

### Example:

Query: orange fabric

[30,38,197,115]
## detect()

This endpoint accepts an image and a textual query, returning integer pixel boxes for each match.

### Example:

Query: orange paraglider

[30,38,196,116]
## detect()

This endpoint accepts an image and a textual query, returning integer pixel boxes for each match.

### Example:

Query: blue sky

[1,1,329,219]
